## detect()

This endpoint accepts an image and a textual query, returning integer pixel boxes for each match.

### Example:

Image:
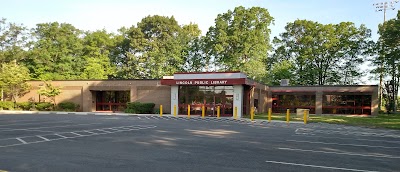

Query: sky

[1,0,399,84]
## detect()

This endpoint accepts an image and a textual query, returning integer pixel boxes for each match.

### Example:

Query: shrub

[0,101,15,110]
[35,102,53,111]
[57,102,78,112]
[125,102,155,114]
[16,102,34,110]
[124,108,136,114]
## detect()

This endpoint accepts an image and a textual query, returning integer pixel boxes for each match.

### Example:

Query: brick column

[130,86,137,102]
[258,89,263,113]
[315,91,323,115]
[82,86,92,112]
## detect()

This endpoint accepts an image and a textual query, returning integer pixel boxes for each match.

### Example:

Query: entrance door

[204,95,233,117]
[95,91,129,111]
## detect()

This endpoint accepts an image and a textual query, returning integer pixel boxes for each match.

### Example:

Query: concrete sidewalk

[0,110,304,124]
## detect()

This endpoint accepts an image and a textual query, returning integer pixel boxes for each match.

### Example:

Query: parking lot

[0,113,399,172]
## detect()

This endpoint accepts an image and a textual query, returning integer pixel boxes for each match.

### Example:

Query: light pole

[373,0,398,112]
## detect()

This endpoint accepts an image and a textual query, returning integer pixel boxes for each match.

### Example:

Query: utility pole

[373,0,398,112]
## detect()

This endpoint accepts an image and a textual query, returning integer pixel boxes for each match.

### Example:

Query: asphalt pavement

[0,113,399,172]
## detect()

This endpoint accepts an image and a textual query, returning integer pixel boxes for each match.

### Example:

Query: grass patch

[250,113,400,130]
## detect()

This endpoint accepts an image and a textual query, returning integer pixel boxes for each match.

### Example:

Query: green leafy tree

[111,15,198,79]
[81,30,115,79]
[0,62,31,102]
[0,18,29,63]
[180,23,205,72]
[37,81,61,105]
[273,20,372,85]
[24,22,84,80]
[266,60,295,85]
[377,11,400,113]
[205,6,274,80]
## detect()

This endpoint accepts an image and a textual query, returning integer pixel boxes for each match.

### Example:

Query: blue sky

[1,0,398,84]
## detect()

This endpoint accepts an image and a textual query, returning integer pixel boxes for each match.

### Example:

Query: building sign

[176,80,228,85]
[161,78,246,85]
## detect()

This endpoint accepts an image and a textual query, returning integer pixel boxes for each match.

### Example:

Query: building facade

[20,72,379,116]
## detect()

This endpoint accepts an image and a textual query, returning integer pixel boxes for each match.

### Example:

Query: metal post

[286,109,290,124]
[268,108,272,123]
[234,106,238,120]
[217,106,220,119]
[174,105,177,117]
[160,105,163,117]
[202,105,205,119]
[187,104,190,119]
[251,107,254,121]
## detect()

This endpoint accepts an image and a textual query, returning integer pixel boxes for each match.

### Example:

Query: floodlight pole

[373,0,398,112]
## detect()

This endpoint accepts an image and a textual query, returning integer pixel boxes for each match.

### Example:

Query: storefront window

[178,86,234,116]
[272,94,315,114]
[323,94,371,115]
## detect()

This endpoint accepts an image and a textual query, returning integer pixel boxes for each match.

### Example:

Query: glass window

[322,94,372,115]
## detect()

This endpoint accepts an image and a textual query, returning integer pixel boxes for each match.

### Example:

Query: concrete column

[316,91,323,115]
[130,86,137,102]
[171,86,179,115]
[233,85,244,118]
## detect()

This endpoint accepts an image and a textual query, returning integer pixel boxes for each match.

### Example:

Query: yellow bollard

[217,106,220,119]
[174,105,177,117]
[160,105,163,117]
[187,104,191,119]
[202,105,205,118]
[303,110,307,124]
[250,107,254,121]
[268,108,272,123]
[234,106,238,120]
[286,109,290,124]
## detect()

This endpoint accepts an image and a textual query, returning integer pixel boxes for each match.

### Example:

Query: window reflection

[178,86,234,116]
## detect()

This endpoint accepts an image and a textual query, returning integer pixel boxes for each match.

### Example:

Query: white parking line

[286,140,400,149]
[16,138,27,144]
[55,134,68,138]
[36,135,50,141]
[70,132,84,136]
[0,120,70,128]
[0,123,102,132]
[292,134,400,144]
[265,160,378,172]
[296,129,400,138]
[278,147,400,159]
[0,125,157,148]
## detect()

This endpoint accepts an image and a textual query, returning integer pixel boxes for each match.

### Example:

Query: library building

[21,71,379,117]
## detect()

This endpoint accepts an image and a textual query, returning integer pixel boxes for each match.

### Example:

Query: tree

[24,22,84,80]
[180,23,205,72]
[111,15,199,79]
[0,62,30,103]
[205,6,274,80]
[0,18,29,63]
[377,11,400,113]
[37,81,61,105]
[273,20,372,85]
[81,30,115,79]
[266,60,295,85]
